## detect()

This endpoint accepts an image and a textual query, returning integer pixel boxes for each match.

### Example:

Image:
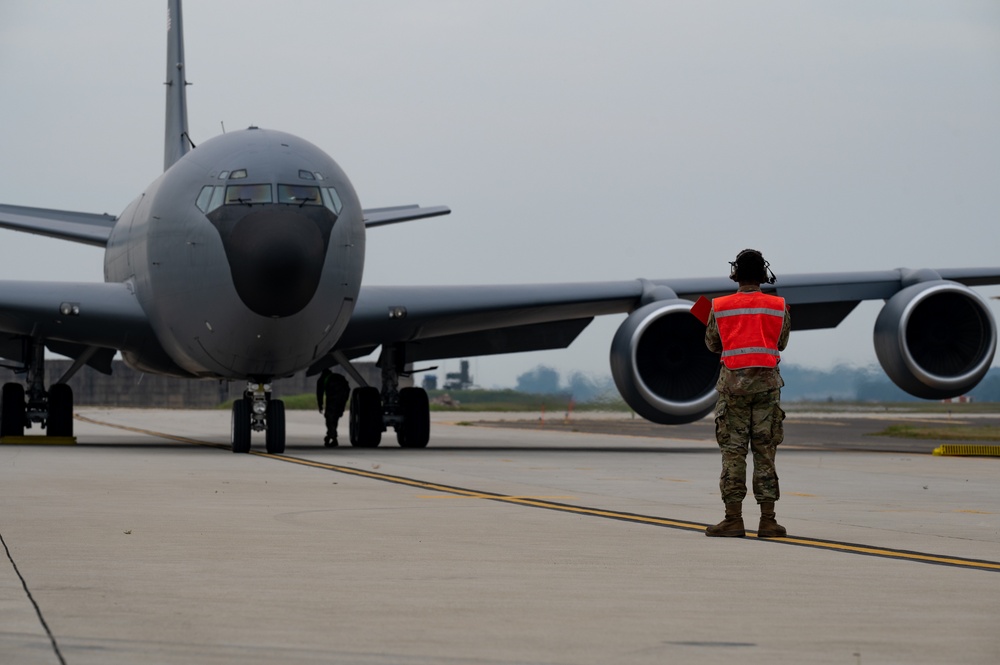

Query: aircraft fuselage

[104,127,365,380]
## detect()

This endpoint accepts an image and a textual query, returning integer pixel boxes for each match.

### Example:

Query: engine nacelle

[874,280,996,400]
[610,300,720,424]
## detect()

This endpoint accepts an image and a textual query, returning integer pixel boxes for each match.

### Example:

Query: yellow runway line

[77,413,1000,574]
[0,436,76,445]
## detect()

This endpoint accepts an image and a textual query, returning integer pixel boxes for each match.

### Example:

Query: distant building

[443,360,473,391]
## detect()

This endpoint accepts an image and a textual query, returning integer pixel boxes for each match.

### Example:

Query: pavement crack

[1,529,66,665]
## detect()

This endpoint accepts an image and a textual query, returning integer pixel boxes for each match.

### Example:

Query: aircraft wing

[336,281,641,362]
[0,204,116,248]
[0,201,443,240]
[335,267,1000,363]
[362,205,451,228]
[0,281,156,374]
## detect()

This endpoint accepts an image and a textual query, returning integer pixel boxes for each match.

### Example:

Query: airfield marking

[75,414,1000,574]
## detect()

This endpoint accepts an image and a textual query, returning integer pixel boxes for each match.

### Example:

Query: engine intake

[610,300,720,424]
[874,280,996,399]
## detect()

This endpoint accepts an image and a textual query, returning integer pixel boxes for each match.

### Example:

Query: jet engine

[874,280,997,399]
[610,300,720,424]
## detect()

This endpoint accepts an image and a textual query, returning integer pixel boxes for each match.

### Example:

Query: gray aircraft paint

[104,127,365,380]
[163,0,190,172]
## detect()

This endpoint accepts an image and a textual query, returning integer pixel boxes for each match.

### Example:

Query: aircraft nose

[215,207,331,317]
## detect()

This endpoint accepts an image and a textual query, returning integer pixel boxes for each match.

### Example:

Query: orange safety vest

[712,291,786,369]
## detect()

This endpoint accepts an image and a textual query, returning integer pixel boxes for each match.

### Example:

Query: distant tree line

[515,366,617,403]
[514,364,1000,403]
[781,365,1000,402]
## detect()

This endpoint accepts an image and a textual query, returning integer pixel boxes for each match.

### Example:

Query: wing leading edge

[0,204,116,248]
[0,280,163,375]
[363,205,451,228]
[335,268,1000,362]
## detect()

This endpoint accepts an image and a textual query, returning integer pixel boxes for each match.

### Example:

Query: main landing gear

[231,381,286,454]
[0,340,74,439]
[346,346,430,449]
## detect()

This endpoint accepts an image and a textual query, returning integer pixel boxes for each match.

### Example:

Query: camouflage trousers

[324,395,348,440]
[714,389,784,504]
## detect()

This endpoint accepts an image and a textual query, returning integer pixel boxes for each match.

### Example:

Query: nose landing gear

[231,381,286,454]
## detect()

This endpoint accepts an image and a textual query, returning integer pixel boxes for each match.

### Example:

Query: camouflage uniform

[705,285,791,504]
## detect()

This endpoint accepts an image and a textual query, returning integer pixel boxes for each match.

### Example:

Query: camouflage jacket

[705,285,791,395]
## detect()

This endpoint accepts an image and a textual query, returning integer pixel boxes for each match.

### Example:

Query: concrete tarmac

[1,408,998,664]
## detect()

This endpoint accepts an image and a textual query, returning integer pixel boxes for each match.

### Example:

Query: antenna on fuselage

[164,0,191,171]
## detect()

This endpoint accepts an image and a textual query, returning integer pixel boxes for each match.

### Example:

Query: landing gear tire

[231,398,251,453]
[0,383,25,438]
[349,387,382,448]
[47,383,73,438]
[265,399,286,454]
[396,387,430,448]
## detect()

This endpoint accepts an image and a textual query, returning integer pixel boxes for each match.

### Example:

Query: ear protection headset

[729,248,776,284]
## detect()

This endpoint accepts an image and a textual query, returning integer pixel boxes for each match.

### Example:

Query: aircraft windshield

[199,183,340,213]
[195,185,225,213]
[225,184,272,205]
[321,187,342,214]
[277,184,322,206]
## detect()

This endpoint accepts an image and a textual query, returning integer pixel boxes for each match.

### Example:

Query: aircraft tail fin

[164,0,191,171]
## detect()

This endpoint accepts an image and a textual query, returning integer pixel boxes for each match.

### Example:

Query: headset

[729,248,776,284]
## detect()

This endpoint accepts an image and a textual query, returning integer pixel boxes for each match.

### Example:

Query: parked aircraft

[0,0,997,453]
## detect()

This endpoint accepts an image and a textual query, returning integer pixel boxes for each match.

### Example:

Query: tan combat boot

[757,501,787,538]
[705,502,745,537]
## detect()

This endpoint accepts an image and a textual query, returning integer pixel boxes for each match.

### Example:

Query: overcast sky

[1,1,999,389]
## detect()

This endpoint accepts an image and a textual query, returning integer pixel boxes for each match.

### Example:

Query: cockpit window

[321,187,343,214]
[297,169,315,181]
[196,186,214,212]
[208,186,225,211]
[278,184,321,206]
[196,185,226,213]
[229,169,248,179]
[225,184,272,205]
